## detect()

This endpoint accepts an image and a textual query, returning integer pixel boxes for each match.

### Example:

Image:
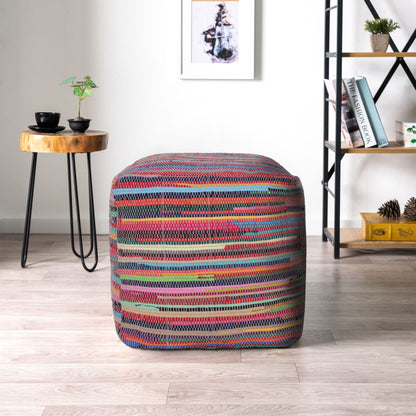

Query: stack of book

[325,76,389,149]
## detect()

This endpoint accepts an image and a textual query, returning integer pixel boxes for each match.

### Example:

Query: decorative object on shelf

[179,0,255,79]
[395,121,416,148]
[60,75,98,133]
[364,18,400,52]
[361,212,416,241]
[377,199,401,220]
[403,197,416,221]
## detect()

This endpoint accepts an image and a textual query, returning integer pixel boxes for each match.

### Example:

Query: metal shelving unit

[322,0,416,259]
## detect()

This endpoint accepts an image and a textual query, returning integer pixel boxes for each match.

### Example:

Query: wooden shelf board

[342,52,416,58]
[327,228,416,249]
[326,141,416,154]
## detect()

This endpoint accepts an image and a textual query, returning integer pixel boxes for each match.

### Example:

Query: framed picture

[179,0,255,79]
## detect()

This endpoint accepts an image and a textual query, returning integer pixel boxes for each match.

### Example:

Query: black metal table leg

[21,153,38,268]
[69,153,98,272]
[67,154,94,259]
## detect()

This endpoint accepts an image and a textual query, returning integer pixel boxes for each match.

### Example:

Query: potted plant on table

[364,18,400,53]
[60,75,98,133]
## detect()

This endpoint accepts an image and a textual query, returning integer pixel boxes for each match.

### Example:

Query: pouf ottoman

[110,153,306,349]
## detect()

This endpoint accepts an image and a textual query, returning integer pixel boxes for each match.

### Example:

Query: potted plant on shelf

[364,18,400,53]
[60,75,98,133]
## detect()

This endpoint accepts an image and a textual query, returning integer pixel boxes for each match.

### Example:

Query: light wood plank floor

[0,234,415,416]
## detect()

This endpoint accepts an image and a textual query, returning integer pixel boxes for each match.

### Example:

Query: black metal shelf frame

[323,0,343,259]
[322,0,416,259]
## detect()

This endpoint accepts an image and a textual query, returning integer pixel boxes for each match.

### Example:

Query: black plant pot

[68,118,91,134]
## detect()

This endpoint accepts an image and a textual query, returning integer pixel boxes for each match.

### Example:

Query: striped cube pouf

[110,153,306,349]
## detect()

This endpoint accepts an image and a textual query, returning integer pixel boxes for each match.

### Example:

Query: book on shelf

[355,76,389,148]
[360,212,416,242]
[343,77,378,148]
[324,79,364,148]
[395,121,416,148]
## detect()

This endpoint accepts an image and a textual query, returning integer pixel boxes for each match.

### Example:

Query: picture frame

[179,0,255,80]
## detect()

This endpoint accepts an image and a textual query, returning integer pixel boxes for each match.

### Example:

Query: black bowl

[35,112,60,128]
[68,118,90,134]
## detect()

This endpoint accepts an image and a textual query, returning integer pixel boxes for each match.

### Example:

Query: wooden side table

[20,130,108,272]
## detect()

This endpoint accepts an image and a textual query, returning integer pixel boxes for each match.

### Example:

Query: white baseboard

[306,218,361,236]
[0,216,109,235]
[0,217,361,236]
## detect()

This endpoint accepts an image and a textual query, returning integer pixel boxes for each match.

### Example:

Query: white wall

[0,0,415,236]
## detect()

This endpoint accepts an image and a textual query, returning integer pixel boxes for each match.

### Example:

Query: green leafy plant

[364,18,400,35]
[60,75,98,120]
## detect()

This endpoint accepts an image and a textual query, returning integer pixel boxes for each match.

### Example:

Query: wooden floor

[1,234,416,416]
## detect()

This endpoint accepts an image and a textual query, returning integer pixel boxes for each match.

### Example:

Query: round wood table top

[20,130,108,153]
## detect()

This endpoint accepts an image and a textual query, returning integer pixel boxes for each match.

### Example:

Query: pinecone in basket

[403,197,416,221]
[377,199,401,220]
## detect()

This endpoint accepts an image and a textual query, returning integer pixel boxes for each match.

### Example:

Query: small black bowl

[35,112,60,128]
[68,118,90,134]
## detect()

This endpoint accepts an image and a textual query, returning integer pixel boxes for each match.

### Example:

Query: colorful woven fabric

[110,153,306,349]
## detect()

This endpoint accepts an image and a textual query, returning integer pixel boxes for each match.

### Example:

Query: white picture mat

[179,0,255,79]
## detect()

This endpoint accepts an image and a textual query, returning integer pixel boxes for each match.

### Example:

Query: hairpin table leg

[69,152,98,272]
[21,153,38,268]
[67,153,94,259]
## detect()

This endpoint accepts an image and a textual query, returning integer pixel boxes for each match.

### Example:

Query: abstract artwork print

[192,0,239,64]
[180,0,254,79]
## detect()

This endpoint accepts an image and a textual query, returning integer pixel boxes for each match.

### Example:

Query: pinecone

[378,199,401,220]
[403,197,416,221]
